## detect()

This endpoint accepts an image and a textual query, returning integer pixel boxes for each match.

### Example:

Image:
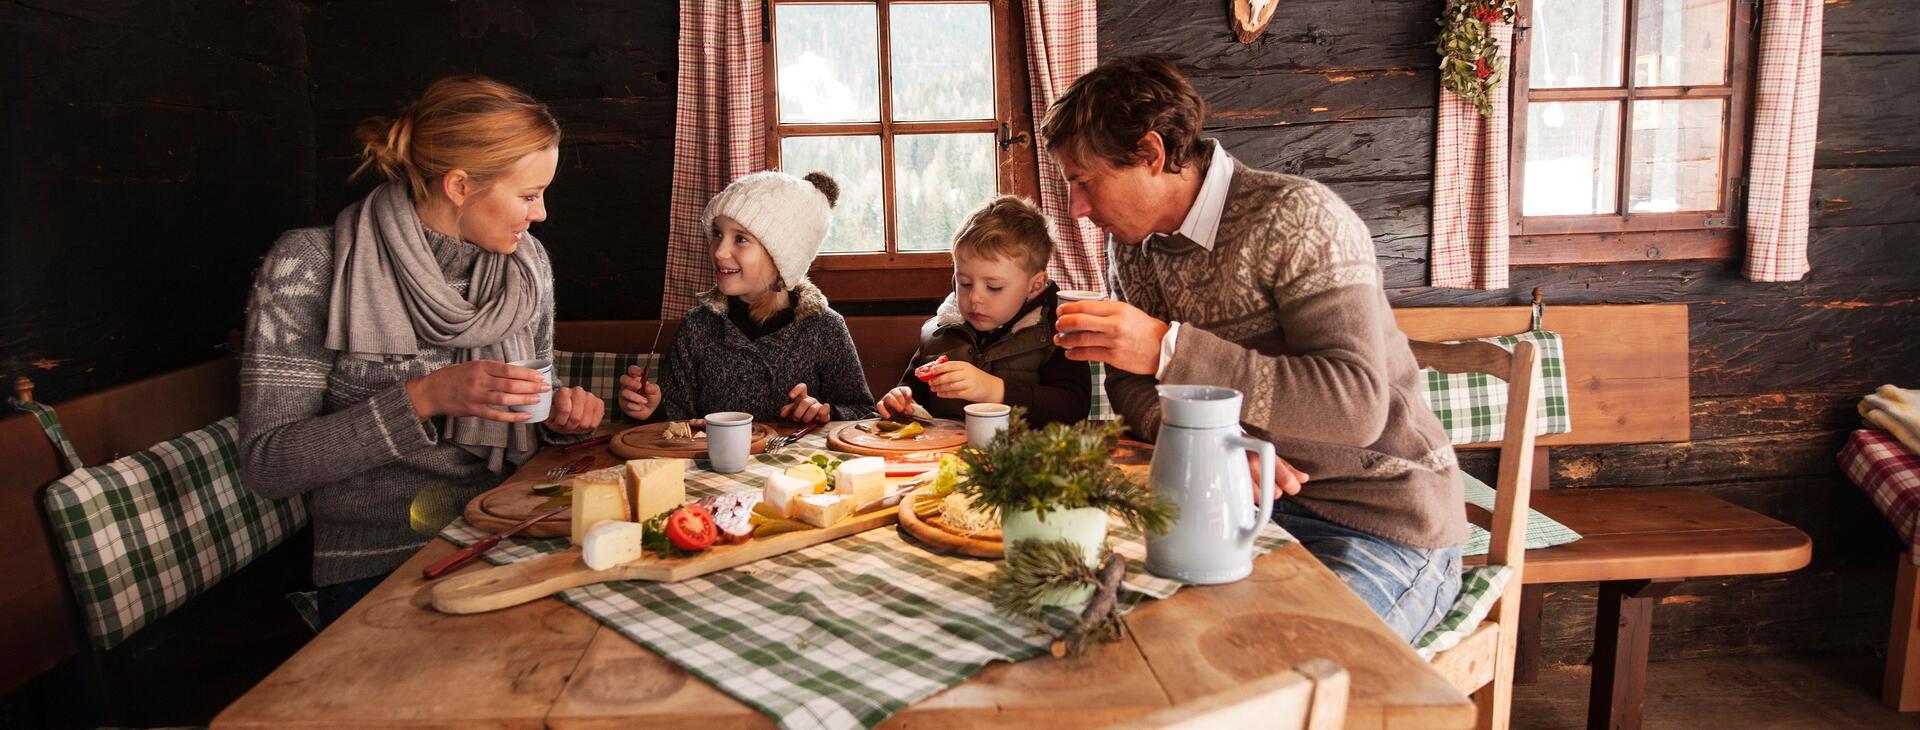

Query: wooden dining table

[213,431,1475,729]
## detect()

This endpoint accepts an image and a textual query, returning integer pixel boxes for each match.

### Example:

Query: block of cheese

[784,463,828,494]
[791,493,853,529]
[625,458,688,522]
[762,472,814,519]
[570,466,630,546]
[835,456,887,506]
[581,520,646,570]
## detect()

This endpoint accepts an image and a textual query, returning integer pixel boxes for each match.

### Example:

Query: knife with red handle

[422,506,568,580]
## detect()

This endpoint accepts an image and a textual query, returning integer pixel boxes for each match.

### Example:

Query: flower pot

[1001,506,1110,607]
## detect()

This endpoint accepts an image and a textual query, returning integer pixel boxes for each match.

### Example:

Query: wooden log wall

[1098,0,1920,663]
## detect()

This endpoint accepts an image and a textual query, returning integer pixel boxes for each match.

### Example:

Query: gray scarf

[323,182,541,472]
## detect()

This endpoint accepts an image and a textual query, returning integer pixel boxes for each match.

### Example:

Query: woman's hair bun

[803,171,839,208]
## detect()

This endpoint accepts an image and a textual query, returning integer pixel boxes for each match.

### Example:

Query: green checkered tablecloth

[439,432,1291,730]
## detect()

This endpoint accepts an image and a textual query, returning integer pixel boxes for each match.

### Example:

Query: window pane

[782,136,885,253]
[894,133,997,252]
[890,4,994,122]
[1524,102,1621,216]
[1634,0,1729,86]
[1530,0,1626,88]
[1629,99,1723,212]
[776,4,879,123]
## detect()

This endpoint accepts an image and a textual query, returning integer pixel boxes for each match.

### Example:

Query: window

[766,0,1039,300]
[1509,0,1755,264]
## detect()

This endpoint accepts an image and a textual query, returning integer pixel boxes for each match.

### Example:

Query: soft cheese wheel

[835,456,887,505]
[762,472,813,519]
[581,520,645,570]
[625,458,688,522]
[791,494,853,529]
[570,466,630,546]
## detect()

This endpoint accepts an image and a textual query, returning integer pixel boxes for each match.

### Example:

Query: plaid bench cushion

[1420,328,1572,446]
[1840,428,1920,550]
[554,350,661,422]
[42,417,308,650]
[1414,564,1513,660]
[1461,471,1581,556]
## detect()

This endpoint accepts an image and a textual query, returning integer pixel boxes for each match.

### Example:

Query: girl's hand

[405,360,549,423]
[922,361,1005,404]
[617,365,663,421]
[876,386,916,419]
[780,383,832,424]
[546,386,605,434]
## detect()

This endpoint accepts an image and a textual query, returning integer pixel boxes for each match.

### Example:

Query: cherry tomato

[664,504,718,552]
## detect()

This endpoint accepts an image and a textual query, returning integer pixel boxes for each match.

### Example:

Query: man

[1047,55,1466,642]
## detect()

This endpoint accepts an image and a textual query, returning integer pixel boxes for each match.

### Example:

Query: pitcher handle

[1227,435,1276,546]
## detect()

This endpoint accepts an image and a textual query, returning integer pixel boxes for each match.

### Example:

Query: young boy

[877,196,1091,426]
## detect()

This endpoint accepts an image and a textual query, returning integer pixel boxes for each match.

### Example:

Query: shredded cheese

[940,492,997,535]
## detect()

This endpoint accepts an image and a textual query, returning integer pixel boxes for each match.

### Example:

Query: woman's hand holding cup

[406,360,551,423]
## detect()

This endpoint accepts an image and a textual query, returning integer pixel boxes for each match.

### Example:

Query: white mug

[1055,290,1106,343]
[505,358,556,424]
[704,411,754,473]
[964,402,1012,448]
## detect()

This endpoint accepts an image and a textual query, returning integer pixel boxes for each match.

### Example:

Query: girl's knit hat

[701,170,840,287]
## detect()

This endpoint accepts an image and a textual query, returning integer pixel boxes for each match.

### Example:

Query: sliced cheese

[791,493,853,529]
[570,466,630,546]
[784,463,828,494]
[581,520,646,570]
[835,456,887,506]
[762,472,813,519]
[625,458,688,522]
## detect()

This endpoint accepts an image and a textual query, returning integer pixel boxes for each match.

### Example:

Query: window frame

[1507,0,1756,266]
[762,0,1041,301]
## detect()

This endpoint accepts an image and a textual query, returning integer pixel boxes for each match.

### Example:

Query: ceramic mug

[505,358,557,424]
[704,411,754,473]
[963,402,1012,447]
[1054,290,1106,344]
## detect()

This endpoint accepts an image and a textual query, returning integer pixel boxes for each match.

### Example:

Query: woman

[239,76,604,627]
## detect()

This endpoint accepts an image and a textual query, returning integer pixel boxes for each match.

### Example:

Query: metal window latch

[999,122,1031,150]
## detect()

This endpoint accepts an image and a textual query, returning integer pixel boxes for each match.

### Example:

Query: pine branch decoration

[990,539,1129,658]
[1435,0,1517,117]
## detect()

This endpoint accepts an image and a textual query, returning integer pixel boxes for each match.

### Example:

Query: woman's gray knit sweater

[655,284,877,423]
[239,225,566,586]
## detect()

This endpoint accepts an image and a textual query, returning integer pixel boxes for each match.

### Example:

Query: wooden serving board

[827,418,967,456]
[432,504,902,614]
[896,489,1003,559]
[609,421,777,459]
[465,478,574,539]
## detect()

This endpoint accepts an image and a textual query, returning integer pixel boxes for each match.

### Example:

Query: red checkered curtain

[1429,22,1513,291]
[1744,0,1822,282]
[662,0,767,317]
[1024,0,1105,294]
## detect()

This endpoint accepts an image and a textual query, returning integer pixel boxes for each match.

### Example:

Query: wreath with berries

[1435,0,1518,117]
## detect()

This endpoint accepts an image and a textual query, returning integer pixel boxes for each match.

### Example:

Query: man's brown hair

[1040,54,1207,174]
[952,195,1055,274]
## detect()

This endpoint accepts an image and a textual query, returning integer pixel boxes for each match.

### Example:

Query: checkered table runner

[1840,428,1920,551]
[440,432,1291,730]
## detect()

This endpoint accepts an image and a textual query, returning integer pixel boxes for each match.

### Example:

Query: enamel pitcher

[1145,385,1276,584]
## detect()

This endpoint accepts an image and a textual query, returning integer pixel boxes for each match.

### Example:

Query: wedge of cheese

[570,466,630,546]
[581,520,646,570]
[762,472,814,519]
[784,463,828,494]
[791,493,853,529]
[625,458,688,522]
[835,456,887,506]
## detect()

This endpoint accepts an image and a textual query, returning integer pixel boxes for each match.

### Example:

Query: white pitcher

[1145,385,1276,584]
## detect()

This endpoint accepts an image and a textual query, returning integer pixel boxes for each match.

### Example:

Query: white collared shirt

[1154,139,1234,378]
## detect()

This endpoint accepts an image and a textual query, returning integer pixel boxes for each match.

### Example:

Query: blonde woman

[239,76,604,626]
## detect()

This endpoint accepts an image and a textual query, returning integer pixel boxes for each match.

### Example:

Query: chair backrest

[1108,658,1349,730]
[1410,339,1540,570]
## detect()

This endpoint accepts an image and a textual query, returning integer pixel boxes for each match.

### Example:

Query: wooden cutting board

[896,488,1003,559]
[827,418,967,456]
[609,421,777,459]
[431,504,901,614]
[465,477,575,539]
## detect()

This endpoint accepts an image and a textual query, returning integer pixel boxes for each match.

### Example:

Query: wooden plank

[1815,54,1920,168]
[1427,620,1500,696]
[1098,0,1438,72]
[1508,229,1737,266]
[1588,580,1680,730]
[1124,543,1476,730]
[1812,166,1920,229]
[1888,553,1920,712]
[211,541,602,729]
[1547,431,1846,489]
[1472,489,1813,584]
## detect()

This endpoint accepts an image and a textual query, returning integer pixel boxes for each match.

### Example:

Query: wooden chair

[1109,658,1349,730]
[1412,339,1541,730]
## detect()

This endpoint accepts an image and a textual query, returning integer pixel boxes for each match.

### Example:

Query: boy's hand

[617,365,663,421]
[780,383,833,424]
[922,361,1004,404]
[877,386,916,419]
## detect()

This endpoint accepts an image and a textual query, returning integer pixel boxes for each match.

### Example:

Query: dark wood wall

[1,1,315,403]
[1100,0,1919,663]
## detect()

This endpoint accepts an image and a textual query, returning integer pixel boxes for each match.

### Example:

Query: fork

[767,423,819,453]
[543,455,595,481]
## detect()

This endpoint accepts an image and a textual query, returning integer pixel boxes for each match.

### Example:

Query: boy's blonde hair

[951,195,1055,274]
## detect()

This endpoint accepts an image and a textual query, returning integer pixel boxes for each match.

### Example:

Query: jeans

[1272,499,1461,643]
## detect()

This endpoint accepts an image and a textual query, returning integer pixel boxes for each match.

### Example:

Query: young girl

[620,171,875,424]
[239,76,605,627]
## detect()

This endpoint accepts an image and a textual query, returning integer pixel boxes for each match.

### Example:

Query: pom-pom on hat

[700,170,840,287]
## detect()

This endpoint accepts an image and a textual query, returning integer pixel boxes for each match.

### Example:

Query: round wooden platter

[896,488,1004,559]
[609,421,778,459]
[827,418,968,456]
[464,478,572,539]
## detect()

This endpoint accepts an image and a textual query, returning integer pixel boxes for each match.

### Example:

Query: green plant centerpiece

[957,414,1176,657]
